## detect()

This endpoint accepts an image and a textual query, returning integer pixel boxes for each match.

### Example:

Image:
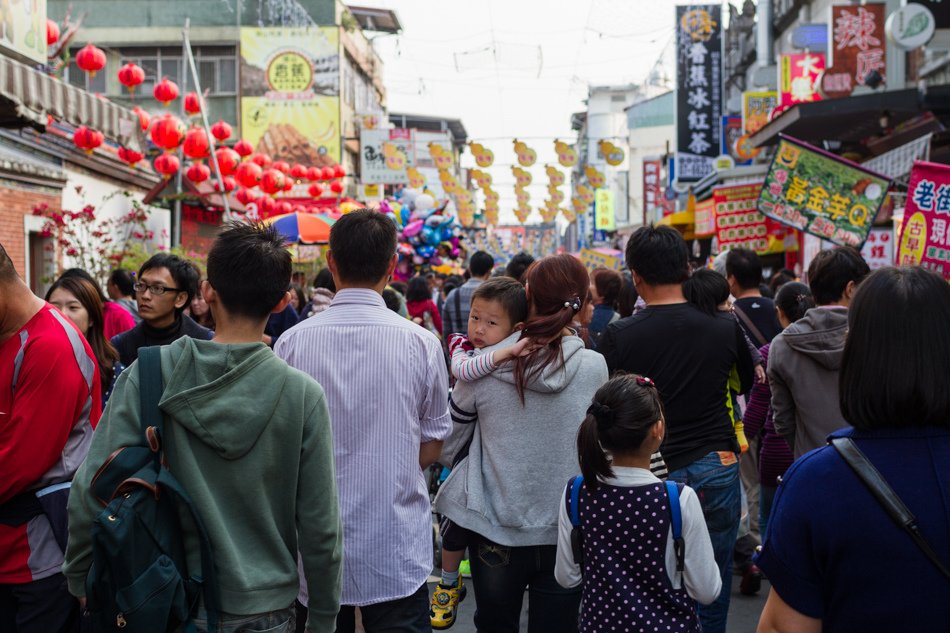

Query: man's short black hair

[725,248,763,290]
[807,246,870,305]
[108,269,136,296]
[472,277,528,325]
[505,252,535,283]
[625,225,689,285]
[382,288,402,313]
[139,252,200,314]
[329,209,397,284]
[840,267,950,431]
[206,222,292,319]
[469,251,494,278]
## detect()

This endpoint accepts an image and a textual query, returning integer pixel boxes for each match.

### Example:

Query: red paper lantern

[150,114,185,151]
[233,139,254,157]
[235,187,256,206]
[46,20,60,46]
[259,196,277,215]
[186,162,211,183]
[76,44,106,77]
[282,178,294,192]
[320,166,335,181]
[72,126,104,154]
[293,205,306,214]
[235,161,263,188]
[211,120,232,142]
[250,153,272,168]
[277,201,293,215]
[260,168,285,195]
[132,106,150,131]
[117,63,145,93]
[272,160,291,175]
[154,153,180,179]
[329,180,344,194]
[214,147,240,177]
[153,78,180,106]
[213,176,237,192]
[306,166,321,182]
[183,128,211,160]
[184,92,202,116]
[290,164,307,180]
[308,183,324,198]
[333,164,346,179]
[117,146,145,167]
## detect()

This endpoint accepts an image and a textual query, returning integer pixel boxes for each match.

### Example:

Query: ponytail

[775,281,815,323]
[578,411,612,491]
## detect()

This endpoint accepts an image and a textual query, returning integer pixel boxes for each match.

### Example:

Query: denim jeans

[667,451,741,633]
[190,604,295,633]
[335,583,429,633]
[469,535,581,633]
[759,484,778,540]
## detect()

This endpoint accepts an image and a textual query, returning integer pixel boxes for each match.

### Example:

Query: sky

[367,0,682,222]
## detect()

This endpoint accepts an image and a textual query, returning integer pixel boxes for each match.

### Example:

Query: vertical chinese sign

[642,158,664,223]
[821,4,886,98]
[595,189,616,232]
[898,161,950,279]
[240,27,341,166]
[675,4,722,183]
[779,52,825,107]
[758,136,890,248]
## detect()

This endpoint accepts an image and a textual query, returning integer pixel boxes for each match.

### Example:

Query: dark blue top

[265,303,300,347]
[755,426,950,632]
[587,304,617,351]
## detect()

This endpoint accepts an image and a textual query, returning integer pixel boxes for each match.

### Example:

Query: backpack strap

[453,287,463,334]
[138,346,221,628]
[733,305,768,348]
[665,481,685,574]
[568,475,584,528]
[830,437,950,581]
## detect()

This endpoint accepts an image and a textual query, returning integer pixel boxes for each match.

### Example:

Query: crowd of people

[1,210,948,633]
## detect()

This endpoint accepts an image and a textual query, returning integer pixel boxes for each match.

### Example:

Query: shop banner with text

[779,52,825,107]
[714,183,789,253]
[643,158,664,221]
[742,91,778,134]
[821,3,886,98]
[694,198,716,236]
[758,136,889,248]
[240,27,340,165]
[897,161,950,279]
[861,227,893,270]
[675,4,722,182]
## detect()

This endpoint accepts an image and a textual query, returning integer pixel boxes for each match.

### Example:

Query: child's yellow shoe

[430,577,467,629]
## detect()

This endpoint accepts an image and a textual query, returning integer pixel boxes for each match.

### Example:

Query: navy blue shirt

[756,426,950,631]
[265,303,300,347]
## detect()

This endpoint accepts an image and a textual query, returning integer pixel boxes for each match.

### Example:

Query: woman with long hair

[435,254,608,632]
[46,276,124,403]
[587,268,622,349]
[756,267,950,633]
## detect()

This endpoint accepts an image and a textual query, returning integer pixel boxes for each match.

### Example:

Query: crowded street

[1,1,950,633]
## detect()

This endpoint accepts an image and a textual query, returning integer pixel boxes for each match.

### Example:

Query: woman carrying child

[435,254,607,633]
[555,375,721,632]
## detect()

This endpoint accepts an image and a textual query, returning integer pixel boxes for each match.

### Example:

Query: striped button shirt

[275,289,451,606]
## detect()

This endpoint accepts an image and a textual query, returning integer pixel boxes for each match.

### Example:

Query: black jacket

[111,314,213,366]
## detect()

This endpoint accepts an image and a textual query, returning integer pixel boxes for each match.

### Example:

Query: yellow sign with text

[594,188,615,231]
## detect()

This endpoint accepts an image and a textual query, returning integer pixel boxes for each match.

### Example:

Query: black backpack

[85,346,219,632]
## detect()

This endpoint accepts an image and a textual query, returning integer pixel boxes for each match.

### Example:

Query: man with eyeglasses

[111,253,213,366]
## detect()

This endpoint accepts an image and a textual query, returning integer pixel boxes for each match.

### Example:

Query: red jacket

[406,299,443,334]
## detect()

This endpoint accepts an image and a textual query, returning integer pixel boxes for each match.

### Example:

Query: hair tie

[564,296,581,313]
[796,293,807,303]
[635,375,656,389]
[587,401,614,430]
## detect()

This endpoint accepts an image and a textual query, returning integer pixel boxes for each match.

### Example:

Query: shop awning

[748,86,950,148]
[657,210,694,227]
[0,54,144,151]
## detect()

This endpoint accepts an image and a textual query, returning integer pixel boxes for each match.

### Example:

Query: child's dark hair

[683,268,730,316]
[472,276,528,325]
[578,374,665,490]
[406,275,431,302]
[774,281,815,323]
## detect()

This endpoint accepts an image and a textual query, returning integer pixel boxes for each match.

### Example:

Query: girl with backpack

[555,374,722,632]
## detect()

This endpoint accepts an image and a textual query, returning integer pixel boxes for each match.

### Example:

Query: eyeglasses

[133,281,184,296]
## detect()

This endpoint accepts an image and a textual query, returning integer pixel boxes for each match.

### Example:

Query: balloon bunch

[382,189,465,280]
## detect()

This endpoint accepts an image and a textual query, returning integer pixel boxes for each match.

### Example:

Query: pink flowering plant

[33,186,157,284]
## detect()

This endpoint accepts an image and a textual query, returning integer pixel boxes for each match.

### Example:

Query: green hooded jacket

[64,337,343,632]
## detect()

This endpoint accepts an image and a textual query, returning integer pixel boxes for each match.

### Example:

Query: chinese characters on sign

[779,52,825,107]
[860,227,893,270]
[642,158,664,222]
[758,136,890,248]
[898,161,950,280]
[741,91,779,134]
[675,4,722,182]
[714,183,789,253]
[595,188,616,231]
[821,4,886,98]
[694,198,716,236]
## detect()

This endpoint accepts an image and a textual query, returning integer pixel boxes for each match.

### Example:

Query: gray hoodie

[434,333,608,547]
[768,306,851,458]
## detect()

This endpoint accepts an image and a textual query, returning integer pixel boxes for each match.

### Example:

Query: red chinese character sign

[714,183,790,254]
[758,135,890,248]
[642,158,664,222]
[675,5,722,182]
[820,4,886,98]
[779,53,825,107]
[898,161,950,279]
[860,227,893,270]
